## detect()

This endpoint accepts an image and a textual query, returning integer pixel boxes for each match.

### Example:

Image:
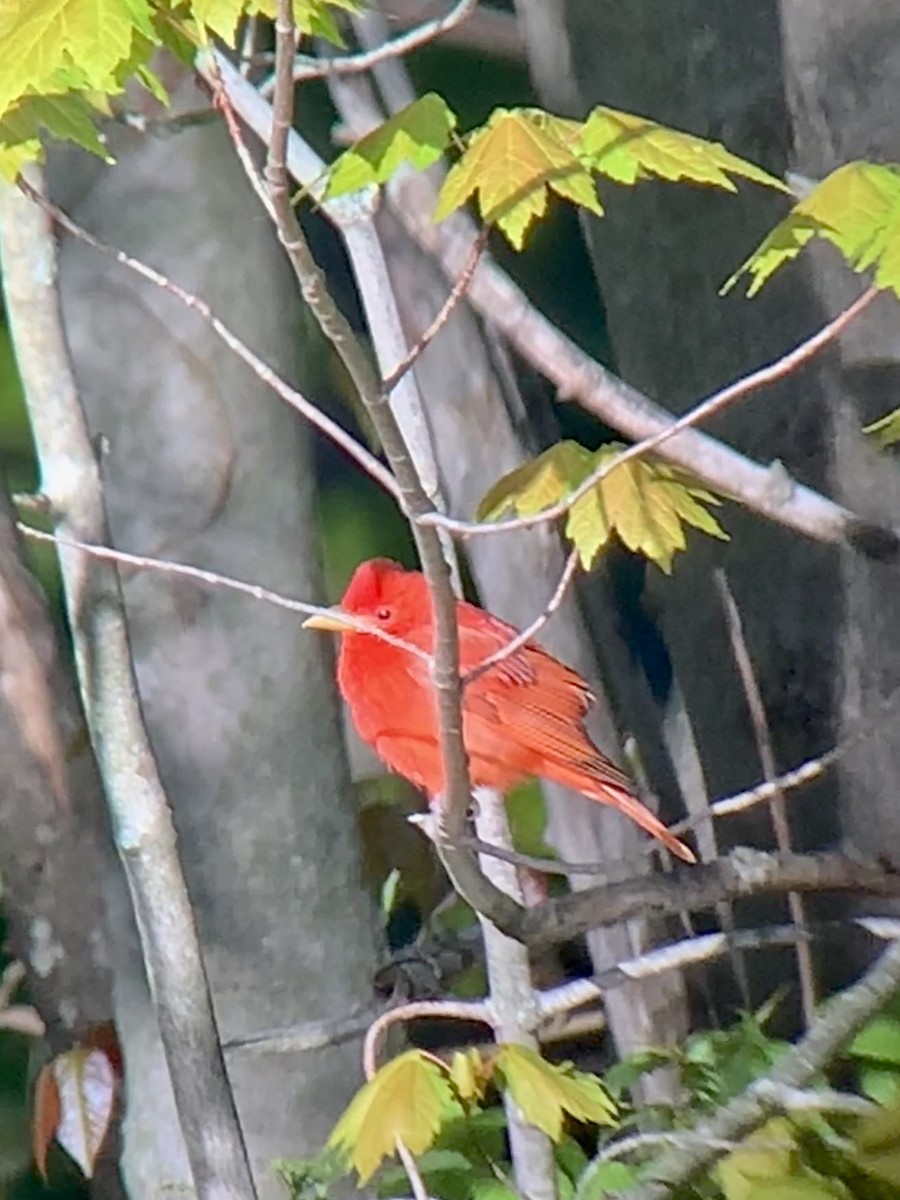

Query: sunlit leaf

[435,108,602,249]
[449,1049,489,1103]
[0,0,151,115]
[328,1050,462,1182]
[52,1046,117,1178]
[477,441,727,573]
[718,1118,798,1200]
[581,106,787,194]
[726,162,900,297]
[864,408,900,450]
[325,94,457,198]
[577,1160,639,1200]
[495,1045,617,1142]
[192,0,362,46]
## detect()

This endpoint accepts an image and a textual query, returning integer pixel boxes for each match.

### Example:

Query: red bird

[304,559,695,863]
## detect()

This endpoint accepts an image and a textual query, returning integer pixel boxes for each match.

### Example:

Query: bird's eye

[375,606,392,622]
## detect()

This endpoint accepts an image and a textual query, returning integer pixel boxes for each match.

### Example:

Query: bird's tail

[550,762,696,864]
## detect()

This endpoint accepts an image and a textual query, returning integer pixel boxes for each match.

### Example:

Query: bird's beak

[302,609,355,634]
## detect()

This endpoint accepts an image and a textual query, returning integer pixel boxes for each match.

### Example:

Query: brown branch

[508,849,900,947]
[382,226,489,394]
[17,181,400,504]
[716,571,817,1026]
[462,549,579,685]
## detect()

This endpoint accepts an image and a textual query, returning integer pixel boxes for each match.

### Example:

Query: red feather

[331,559,694,863]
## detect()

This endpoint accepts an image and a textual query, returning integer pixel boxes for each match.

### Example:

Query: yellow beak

[302,609,356,634]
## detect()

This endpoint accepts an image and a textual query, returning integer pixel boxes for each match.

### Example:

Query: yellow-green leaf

[326,94,457,198]
[476,441,728,573]
[328,1050,462,1182]
[448,1049,488,1103]
[717,1118,798,1200]
[495,1045,617,1142]
[476,440,594,521]
[581,106,788,194]
[192,0,361,46]
[864,407,900,450]
[434,108,603,249]
[0,0,151,116]
[726,162,900,297]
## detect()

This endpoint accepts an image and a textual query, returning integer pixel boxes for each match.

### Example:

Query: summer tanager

[304,558,695,863]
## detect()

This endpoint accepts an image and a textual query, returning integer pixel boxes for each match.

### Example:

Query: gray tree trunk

[514,0,900,994]
[48,74,381,1198]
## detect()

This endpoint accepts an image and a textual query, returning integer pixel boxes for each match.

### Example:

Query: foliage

[864,408,900,450]
[725,162,900,298]
[476,440,728,573]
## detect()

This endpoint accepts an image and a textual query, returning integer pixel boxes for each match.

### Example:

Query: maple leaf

[495,1045,617,1141]
[325,94,457,198]
[434,108,602,249]
[582,106,788,193]
[328,1050,463,1182]
[725,162,900,297]
[478,440,728,573]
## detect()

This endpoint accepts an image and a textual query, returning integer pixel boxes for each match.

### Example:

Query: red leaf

[32,1063,61,1180]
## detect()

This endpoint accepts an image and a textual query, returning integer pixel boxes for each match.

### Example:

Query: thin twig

[19,182,400,505]
[463,549,579,685]
[419,287,880,540]
[205,53,274,217]
[275,0,480,89]
[16,524,431,662]
[363,998,492,1078]
[396,1138,432,1200]
[382,227,489,393]
[1,169,257,1200]
[716,571,817,1027]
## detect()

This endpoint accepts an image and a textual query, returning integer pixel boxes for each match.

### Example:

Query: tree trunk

[49,73,381,1198]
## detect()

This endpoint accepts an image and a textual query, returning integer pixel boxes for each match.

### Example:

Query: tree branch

[0,169,257,1200]
[510,849,900,947]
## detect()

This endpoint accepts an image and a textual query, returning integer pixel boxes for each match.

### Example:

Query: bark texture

[48,75,381,1197]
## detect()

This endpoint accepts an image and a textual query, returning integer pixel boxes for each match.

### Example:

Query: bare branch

[18,181,399,504]
[382,226,489,394]
[0,169,257,1200]
[378,0,524,61]
[280,0,481,87]
[17,524,431,662]
[420,287,880,540]
[462,549,579,685]
[510,849,900,947]
[716,571,817,1026]
[621,935,900,1199]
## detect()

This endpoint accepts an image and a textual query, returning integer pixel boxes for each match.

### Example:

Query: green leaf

[0,92,110,179]
[864,408,900,450]
[504,782,555,860]
[477,440,594,521]
[328,1050,463,1182]
[576,1160,640,1200]
[581,106,788,194]
[495,1045,617,1142]
[477,440,728,573]
[860,1067,900,1109]
[435,108,603,249]
[325,95,457,199]
[379,867,401,918]
[850,1017,900,1067]
[0,0,152,116]
[718,1118,798,1200]
[191,0,362,46]
[603,1048,677,1099]
[471,1180,518,1200]
[726,162,900,297]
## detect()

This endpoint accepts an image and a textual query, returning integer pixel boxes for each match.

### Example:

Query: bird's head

[302,558,427,639]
